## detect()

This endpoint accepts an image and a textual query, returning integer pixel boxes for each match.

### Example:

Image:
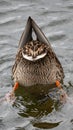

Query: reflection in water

[13,84,61,129]
[33,122,60,129]
[14,84,55,118]
[3,82,71,130]
[10,83,73,129]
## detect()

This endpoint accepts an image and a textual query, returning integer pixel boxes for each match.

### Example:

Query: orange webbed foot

[12,82,19,92]
[55,80,62,89]
[55,80,68,103]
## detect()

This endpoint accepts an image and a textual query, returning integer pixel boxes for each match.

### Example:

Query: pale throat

[22,51,47,61]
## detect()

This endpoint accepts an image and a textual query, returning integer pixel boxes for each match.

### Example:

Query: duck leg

[55,80,68,103]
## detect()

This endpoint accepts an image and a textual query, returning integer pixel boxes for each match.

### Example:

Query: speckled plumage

[12,17,64,87]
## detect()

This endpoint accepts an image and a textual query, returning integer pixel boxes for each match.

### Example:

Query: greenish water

[0,0,73,130]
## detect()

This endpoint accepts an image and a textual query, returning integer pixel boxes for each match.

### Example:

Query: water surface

[0,0,73,130]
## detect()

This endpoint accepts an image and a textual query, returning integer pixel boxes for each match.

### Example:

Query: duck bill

[19,16,52,49]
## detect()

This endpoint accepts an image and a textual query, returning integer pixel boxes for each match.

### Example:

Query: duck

[12,17,64,88]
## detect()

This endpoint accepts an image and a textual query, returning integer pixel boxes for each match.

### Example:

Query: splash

[0,82,18,104]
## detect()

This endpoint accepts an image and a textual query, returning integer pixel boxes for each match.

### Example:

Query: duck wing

[19,16,52,49]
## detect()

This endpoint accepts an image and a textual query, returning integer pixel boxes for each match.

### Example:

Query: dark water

[0,0,73,130]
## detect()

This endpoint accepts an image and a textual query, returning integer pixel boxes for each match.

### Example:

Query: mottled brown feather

[12,40,64,86]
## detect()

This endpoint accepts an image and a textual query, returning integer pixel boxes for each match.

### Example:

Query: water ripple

[48,18,71,27]
[0,0,73,130]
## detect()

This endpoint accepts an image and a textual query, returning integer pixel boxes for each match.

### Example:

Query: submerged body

[12,17,64,87]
